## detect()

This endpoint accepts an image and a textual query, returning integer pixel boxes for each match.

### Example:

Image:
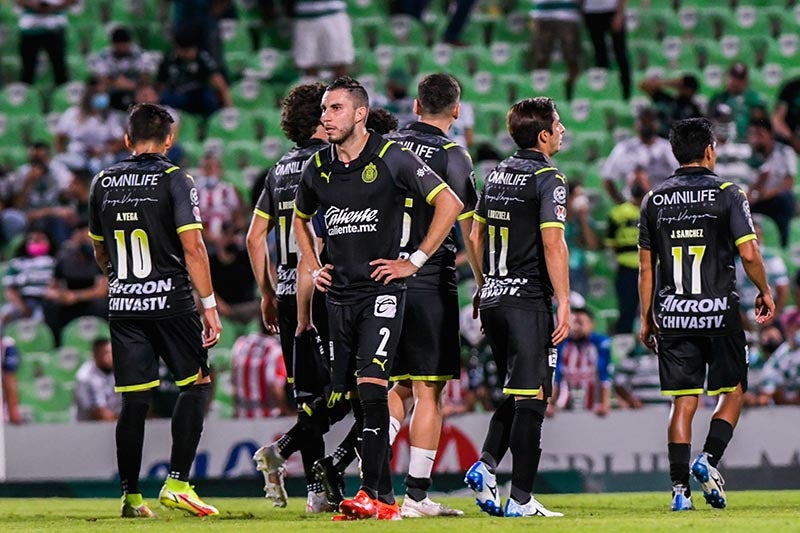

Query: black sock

[333,422,360,473]
[358,382,389,498]
[668,442,691,492]
[509,399,545,505]
[276,422,305,459]
[704,419,734,467]
[377,456,395,505]
[481,395,515,472]
[116,391,151,494]
[301,433,326,486]
[169,383,211,481]
[405,475,430,502]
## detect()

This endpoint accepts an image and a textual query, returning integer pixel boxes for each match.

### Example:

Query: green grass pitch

[0,492,799,532]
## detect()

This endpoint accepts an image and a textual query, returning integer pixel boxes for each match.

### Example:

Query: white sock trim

[389,416,402,446]
[408,446,436,479]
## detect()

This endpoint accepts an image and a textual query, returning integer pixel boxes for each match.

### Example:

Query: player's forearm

[296,262,314,328]
[739,241,770,295]
[459,219,482,286]
[293,216,321,269]
[542,230,570,306]
[183,238,215,298]
[418,189,463,257]
[638,249,655,320]
[468,220,486,287]
[92,241,110,276]
[245,217,275,297]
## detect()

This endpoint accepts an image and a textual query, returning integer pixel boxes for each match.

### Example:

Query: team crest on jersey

[554,204,567,221]
[362,163,378,183]
[374,295,397,318]
[553,186,567,204]
[190,188,199,205]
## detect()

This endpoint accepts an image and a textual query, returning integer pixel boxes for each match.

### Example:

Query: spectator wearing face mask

[755,311,800,405]
[54,76,126,174]
[601,107,679,204]
[88,25,156,111]
[1,228,56,325]
[709,103,752,188]
[43,222,108,345]
[195,152,246,249]
[744,323,785,407]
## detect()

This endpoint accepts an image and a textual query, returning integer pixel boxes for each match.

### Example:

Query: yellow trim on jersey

[314,152,322,167]
[176,223,203,234]
[165,166,180,174]
[287,377,295,384]
[540,222,565,230]
[735,234,757,246]
[405,198,413,208]
[175,374,200,387]
[254,208,273,221]
[457,210,475,221]
[442,142,458,150]
[185,174,194,183]
[503,387,541,396]
[473,213,487,224]
[115,380,160,393]
[534,167,557,175]
[661,388,704,396]
[294,205,314,220]
[88,231,104,241]
[302,402,314,416]
[425,183,449,204]
[708,386,738,396]
[720,182,733,190]
[378,140,395,158]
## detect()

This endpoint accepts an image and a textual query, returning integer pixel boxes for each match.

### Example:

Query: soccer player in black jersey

[246,82,339,512]
[88,103,222,518]
[465,97,570,518]
[638,118,775,511]
[382,73,479,517]
[293,77,463,520]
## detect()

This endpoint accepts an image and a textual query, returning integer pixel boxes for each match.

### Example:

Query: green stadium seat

[560,98,607,134]
[50,81,85,113]
[51,345,89,381]
[460,71,509,105]
[228,139,272,169]
[472,102,509,137]
[732,5,773,38]
[574,68,624,101]
[628,40,667,73]
[61,316,110,351]
[1,83,41,115]
[347,0,388,18]
[207,107,264,142]
[416,44,476,78]
[627,8,682,41]
[231,78,278,110]
[17,374,74,424]
[5,319,55,353]
[244,48,295,81]
[67,0,104,25]
[474,42,526,76]
[352,46,383,76]
[220,18,253,54]
[176,112,201,144]
[252,107,283,138]
[762,34,800,69]
[25,115,54,145]
[490,11,529,45]
[568,131,615,165]
[749,64,784,107]
[389,15,428,47]
[0,146,28,171]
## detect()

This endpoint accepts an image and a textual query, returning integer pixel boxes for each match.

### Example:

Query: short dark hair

[366,107,399,134]
[669,118,715,165]
[325,76,369,109]
[173,28,197,48]
[92,337,110,353]
[126,103,174,145]
[507,97,557,150]
[280,82,327,144]
[110,26,133,44]
[572,306,594,319]
[417,73,461,116]
[749,117,772,132]
[681,74,699,92]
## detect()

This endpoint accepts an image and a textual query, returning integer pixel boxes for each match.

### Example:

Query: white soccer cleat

[464,460,503,516]
[691,452,726,509]
[253,444,288,508]
[504,496,564,518]
[400,496,465,517]
[306,490,336,513]
[671,484,695,511]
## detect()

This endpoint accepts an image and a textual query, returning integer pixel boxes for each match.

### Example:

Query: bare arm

[468,217,486,318]
[179,229,223,348]
[459,218,482,285]
[210,73,232,108]
[92,240,110,276]
[638,248,658,350]
[294,214,330,292]
[772,103,794,141]
[542,226,570,344]
[604,178,625,205]
[738,239,775,324]
[245,213,278,332]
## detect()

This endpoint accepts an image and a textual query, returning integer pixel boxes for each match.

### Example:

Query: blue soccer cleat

[464,461,503,516]
[671,484,694,511]
[691,453,726,509]
[504,497,564,517]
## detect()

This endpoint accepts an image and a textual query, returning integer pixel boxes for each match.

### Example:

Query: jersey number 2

[114,229,152,280]
[671,245,706,295]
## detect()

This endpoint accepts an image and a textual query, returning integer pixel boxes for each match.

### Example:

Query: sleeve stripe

[720,181,733,190]
[378,140,395,158]
[176,223,203,234]
[534,166,557,175]
[735,233,757,246]
[165,166,180,174]
[294,205,314,220]
[442,142,458,150]
[254,208,273,221]
[457,210,475,221]
[540,222,565,230]
[88,231,104,241]
[425,182,449,204]
[473,213,487,223]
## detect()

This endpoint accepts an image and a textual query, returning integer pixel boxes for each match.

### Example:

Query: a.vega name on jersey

[324,206,379,236]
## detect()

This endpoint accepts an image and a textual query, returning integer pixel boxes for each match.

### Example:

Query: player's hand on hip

[551,303,570,345]
[261,294,279,334]
[201,307,223,348]
[311,264,334,292]
[369,258,417,285]
[755,292,775,324]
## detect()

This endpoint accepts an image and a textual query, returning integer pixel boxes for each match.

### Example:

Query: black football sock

[509,399,546,505]
[480,395,515,472]
[377,455,395,505]
[333,422,360,473]
[169,383,211,481]
[358,382,389,499]
[668,442,691,494]
[703,418,734,467]
[116,390,151,494]
[405,475,430,502]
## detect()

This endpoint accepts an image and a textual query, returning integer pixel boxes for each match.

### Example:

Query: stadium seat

[207,107,264,142]
[51,345,89,381]
[574,68,624,101]
[49,81,86,113]
[231,78,278,110]
[560,99,607,134]
[389,14,428,47]
[220,18,253,55]
[61,316,110,351]
[1,83,42,115]
[490,11,529,45]
[568,131,615,165]
[347,0,388,18]
[461,71,509,105]
[628,40,668,73]
[732,5,772,38]
[516,69,567,102]
[244,48,295,81]
[5,319,55,353]
[177,112,202,144]
[25,115,54,145]
[762,34,800,69]
[474,42,527,76]
[472,102,509,137]
[17,373,74,424]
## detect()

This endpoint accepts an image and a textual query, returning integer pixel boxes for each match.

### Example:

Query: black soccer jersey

[88,153,202,318]
[294,132,449,304]
[474,149,568,312]
[254,139,327,301]
[385,122,477,293]
[639,167,756,336]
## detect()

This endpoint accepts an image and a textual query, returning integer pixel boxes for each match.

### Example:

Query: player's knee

[121,389,153,410]
[357,381,387,406]
[178,381,212,399]
[515,397,547,421]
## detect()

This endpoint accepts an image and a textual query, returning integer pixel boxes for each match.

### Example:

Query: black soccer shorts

[110,313,209,393]
[480,306,556,398]
[391,289,460,382]
[327,291,406,392]
[657,331,748,396]
[277,291,329,385]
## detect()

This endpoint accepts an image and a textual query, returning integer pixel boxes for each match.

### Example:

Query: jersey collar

[324,131,383,172]
[513,149,551,163]
[674,166,716,176]
[406,121,446,137]
[128,153,170,162]
[298,138,327,149]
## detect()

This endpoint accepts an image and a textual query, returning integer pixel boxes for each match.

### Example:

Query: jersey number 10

[114,229,152,280]
[671,245,706,295]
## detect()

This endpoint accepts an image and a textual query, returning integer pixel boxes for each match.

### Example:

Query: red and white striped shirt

[231,333,287,419]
